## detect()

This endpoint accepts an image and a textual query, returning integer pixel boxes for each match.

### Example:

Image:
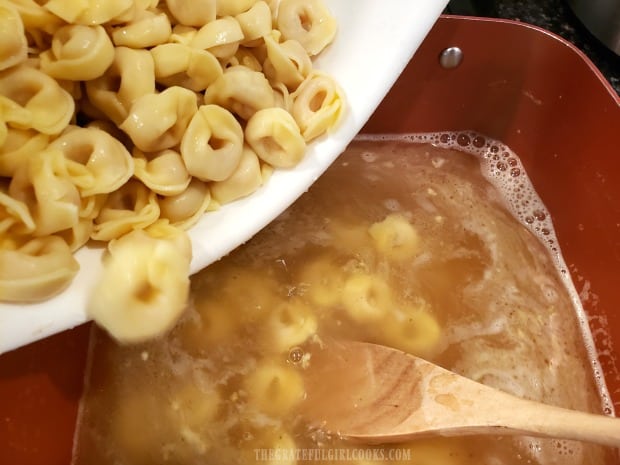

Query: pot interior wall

[1,15,619,465]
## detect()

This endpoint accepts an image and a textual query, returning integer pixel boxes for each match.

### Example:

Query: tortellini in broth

[0,0,343,344]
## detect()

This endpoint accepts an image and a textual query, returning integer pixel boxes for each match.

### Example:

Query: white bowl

[0,0,448,354]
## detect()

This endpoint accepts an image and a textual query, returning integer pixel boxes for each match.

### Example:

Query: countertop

[446,0,620,95]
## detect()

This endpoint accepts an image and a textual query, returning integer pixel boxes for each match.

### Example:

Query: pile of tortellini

[0,0,343,342]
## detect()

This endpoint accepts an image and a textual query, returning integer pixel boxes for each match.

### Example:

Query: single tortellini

[263,33,312,90]
[291,70,344,141]
[0,236,79,302]
[9,148,81,236]
[120,85,198,152]
[0,128,49,177]
[381,305,441,357]
[133,148,191,196]
[85,46,156,125]
[191,16,243,60]
[158,178,211,229]
[265,299,317,353]
[40,25,115,80]
[180,104,244,182]
[0,64,74,135]
[43,0,133,24]
[298,255,345,310]
[111,9,171,48]
[48,126,134,197]
[0,1,27,71]
[92,179,160,241]
[235,1,272,45]
[244,360,305,416]
[88,226,191,343]
[244,107,305,168]
[341,272,392,323]
[204,65,275,121]
[166,0,215,27]
[210,144,263,204]
[368,213,420,261]
[276,0,337,56]
[151,43,222,92]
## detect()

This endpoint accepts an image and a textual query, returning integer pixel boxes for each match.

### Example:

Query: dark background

[446,0,620,95]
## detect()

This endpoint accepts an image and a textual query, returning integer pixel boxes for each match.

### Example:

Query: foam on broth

[72,133,616,465]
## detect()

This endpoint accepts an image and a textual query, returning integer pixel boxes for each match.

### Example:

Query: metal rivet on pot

[439,47,463,69]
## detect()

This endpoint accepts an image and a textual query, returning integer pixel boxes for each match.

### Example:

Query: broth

[73,135,615,465]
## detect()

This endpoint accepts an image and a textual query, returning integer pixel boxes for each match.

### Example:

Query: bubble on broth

[356,131,615,419]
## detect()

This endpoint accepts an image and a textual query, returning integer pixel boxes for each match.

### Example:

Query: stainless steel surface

[568,0,620,55]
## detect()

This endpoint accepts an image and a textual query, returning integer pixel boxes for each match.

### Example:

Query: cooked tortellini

[0,236,79,302]
[88,226,191,342]
[368,213,421,261]
[244,360,305,416]
[40,25,115,80]
[276,0,337,56]
[0,0,343,344]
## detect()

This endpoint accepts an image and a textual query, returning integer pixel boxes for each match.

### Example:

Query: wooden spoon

[298,340,620,447]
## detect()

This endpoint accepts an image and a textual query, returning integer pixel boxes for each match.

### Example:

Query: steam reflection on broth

[73,134,615,465]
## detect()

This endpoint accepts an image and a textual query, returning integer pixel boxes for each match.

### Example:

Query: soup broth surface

[73,135,615,465]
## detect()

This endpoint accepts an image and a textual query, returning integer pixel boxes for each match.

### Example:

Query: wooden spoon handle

[490,395,620,448]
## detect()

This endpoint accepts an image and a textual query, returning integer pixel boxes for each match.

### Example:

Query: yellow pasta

[210,144,264,204]
[158,178,212,229]
[263,34,312,91]
[85,46,156,125]
[245,107,306,167]
[9,148,81,236]
[180,104,244,181]
[298,255,345,309]
[204,65,275,120]
[92,179,159,241]
[0,1,27,71]
[292,70,344,141]
[0,64,74,135]
[380,304,442,356]
[0,0,343,341]
[151,43,222,92]
[0,127,48,176]
[111,9,172,49]
[43,0,133,25]
[191,16,243,59]
[0,190,34,236]
[133,148,191,196]
[368,213,421,261]
[120,85,198,152]
[166,0,215,27]
[87,226,191,342]
[244,360,305,416]
[0,236,79,302]
[276,0,337,56]
[8,0,63,34]
[342,272,392,323]
[48,126,134,197]
[235,1,272,45]
[216,0,258,17]
[40,25,115,81]
[265,299,317,353]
